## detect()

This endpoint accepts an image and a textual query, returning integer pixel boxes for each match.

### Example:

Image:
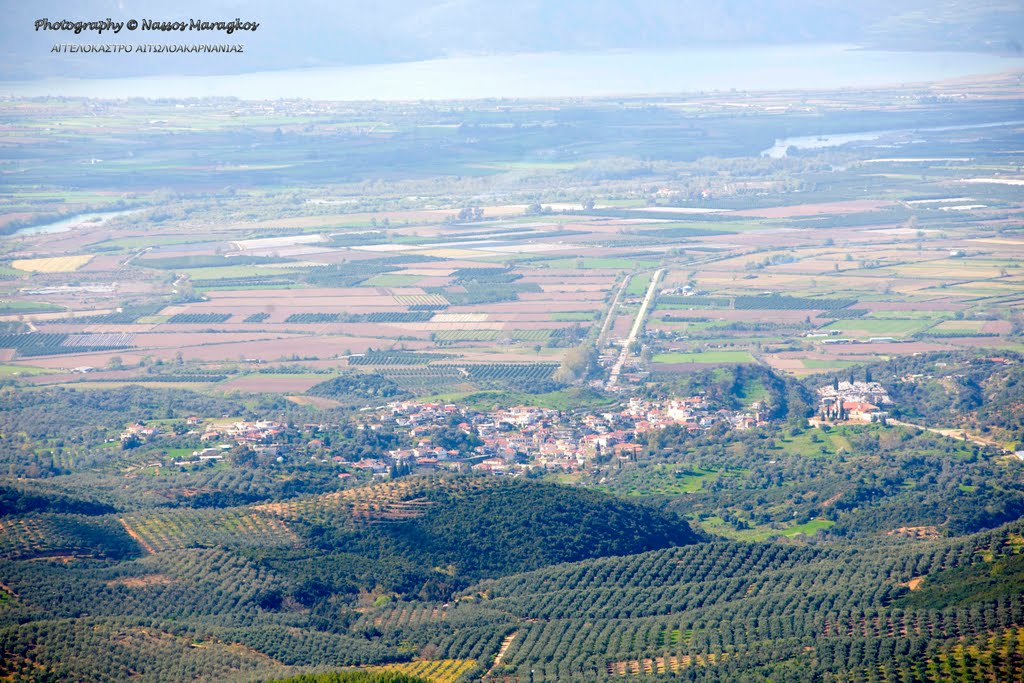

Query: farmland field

[652,351,756,364]
[819,319,931,337]
[11,255,93,272]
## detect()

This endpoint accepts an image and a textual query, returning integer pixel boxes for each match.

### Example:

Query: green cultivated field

[820,319,930,336]
[0,300,64,315]
[653,351,756,364]
[626,273,653,296]
[550,311,598,321]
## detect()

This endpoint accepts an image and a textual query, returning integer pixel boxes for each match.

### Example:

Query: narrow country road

[606,269,663,390]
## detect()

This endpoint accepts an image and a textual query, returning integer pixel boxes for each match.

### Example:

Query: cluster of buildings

[120,393,769,477]
[122,418,289,465]
[813,380,892,424]
[200,420,284,445]
[119,423,160,444]
[358,395,767,476]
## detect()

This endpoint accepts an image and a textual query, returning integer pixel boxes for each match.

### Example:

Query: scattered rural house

[352,458,388,473]
[121,423,159,443]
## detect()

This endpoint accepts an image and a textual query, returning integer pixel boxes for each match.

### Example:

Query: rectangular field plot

[919,319,1008,338]
[433,330,500,342]
[550,311,599,321]
[861,309,951,319]
[375,366,469,391]
[878,259,1012,280]
[369,659,477,683]
[394,294,449,306]
[182,265,308,281]
[431,313,489,323]
[361,273,425,287]
[930,320,990,333]
[218,374,325,393]
[653,351,756,364]
[929,281,1024,297]
[819,319,930,337]
[166,313,233,324]
[12,255,93,272]
[432,329,554,342]
[63,333,135,347]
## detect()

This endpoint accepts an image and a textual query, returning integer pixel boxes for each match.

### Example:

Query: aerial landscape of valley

[2,2,1024,682]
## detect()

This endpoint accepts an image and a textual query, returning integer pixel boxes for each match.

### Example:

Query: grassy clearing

[598,465,725,497]
[775,429,854,457]
[696,515,835,541]
[0,301,65,315]
[543,471,585,485]
[865,309,950,320]
[652,351,755,364]
[784,519,836,536]
[736,380,768,406]
[0,364,54,376]
[626,273,653,296]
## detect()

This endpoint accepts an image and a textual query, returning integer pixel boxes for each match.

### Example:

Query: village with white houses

[118,379,904,477]
[119,393,771,476]
[367,394,770,476]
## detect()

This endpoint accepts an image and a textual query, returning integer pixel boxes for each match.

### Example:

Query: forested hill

[301,480,703,578]
[0,477,701,597]
[0,477,702,680]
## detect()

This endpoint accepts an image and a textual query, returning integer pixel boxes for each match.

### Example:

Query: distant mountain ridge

[3,0,1022,80]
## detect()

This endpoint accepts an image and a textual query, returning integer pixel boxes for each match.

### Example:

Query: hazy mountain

[3,0,1022,80]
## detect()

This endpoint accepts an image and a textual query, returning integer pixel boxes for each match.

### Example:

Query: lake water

[762,119,1024,158]
[14,209,138,236]
[2,44,1021,100]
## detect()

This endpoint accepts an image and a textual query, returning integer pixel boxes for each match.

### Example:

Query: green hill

[306,480,702,579]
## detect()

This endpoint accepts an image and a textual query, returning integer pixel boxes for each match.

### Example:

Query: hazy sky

[3,1,1022,82]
